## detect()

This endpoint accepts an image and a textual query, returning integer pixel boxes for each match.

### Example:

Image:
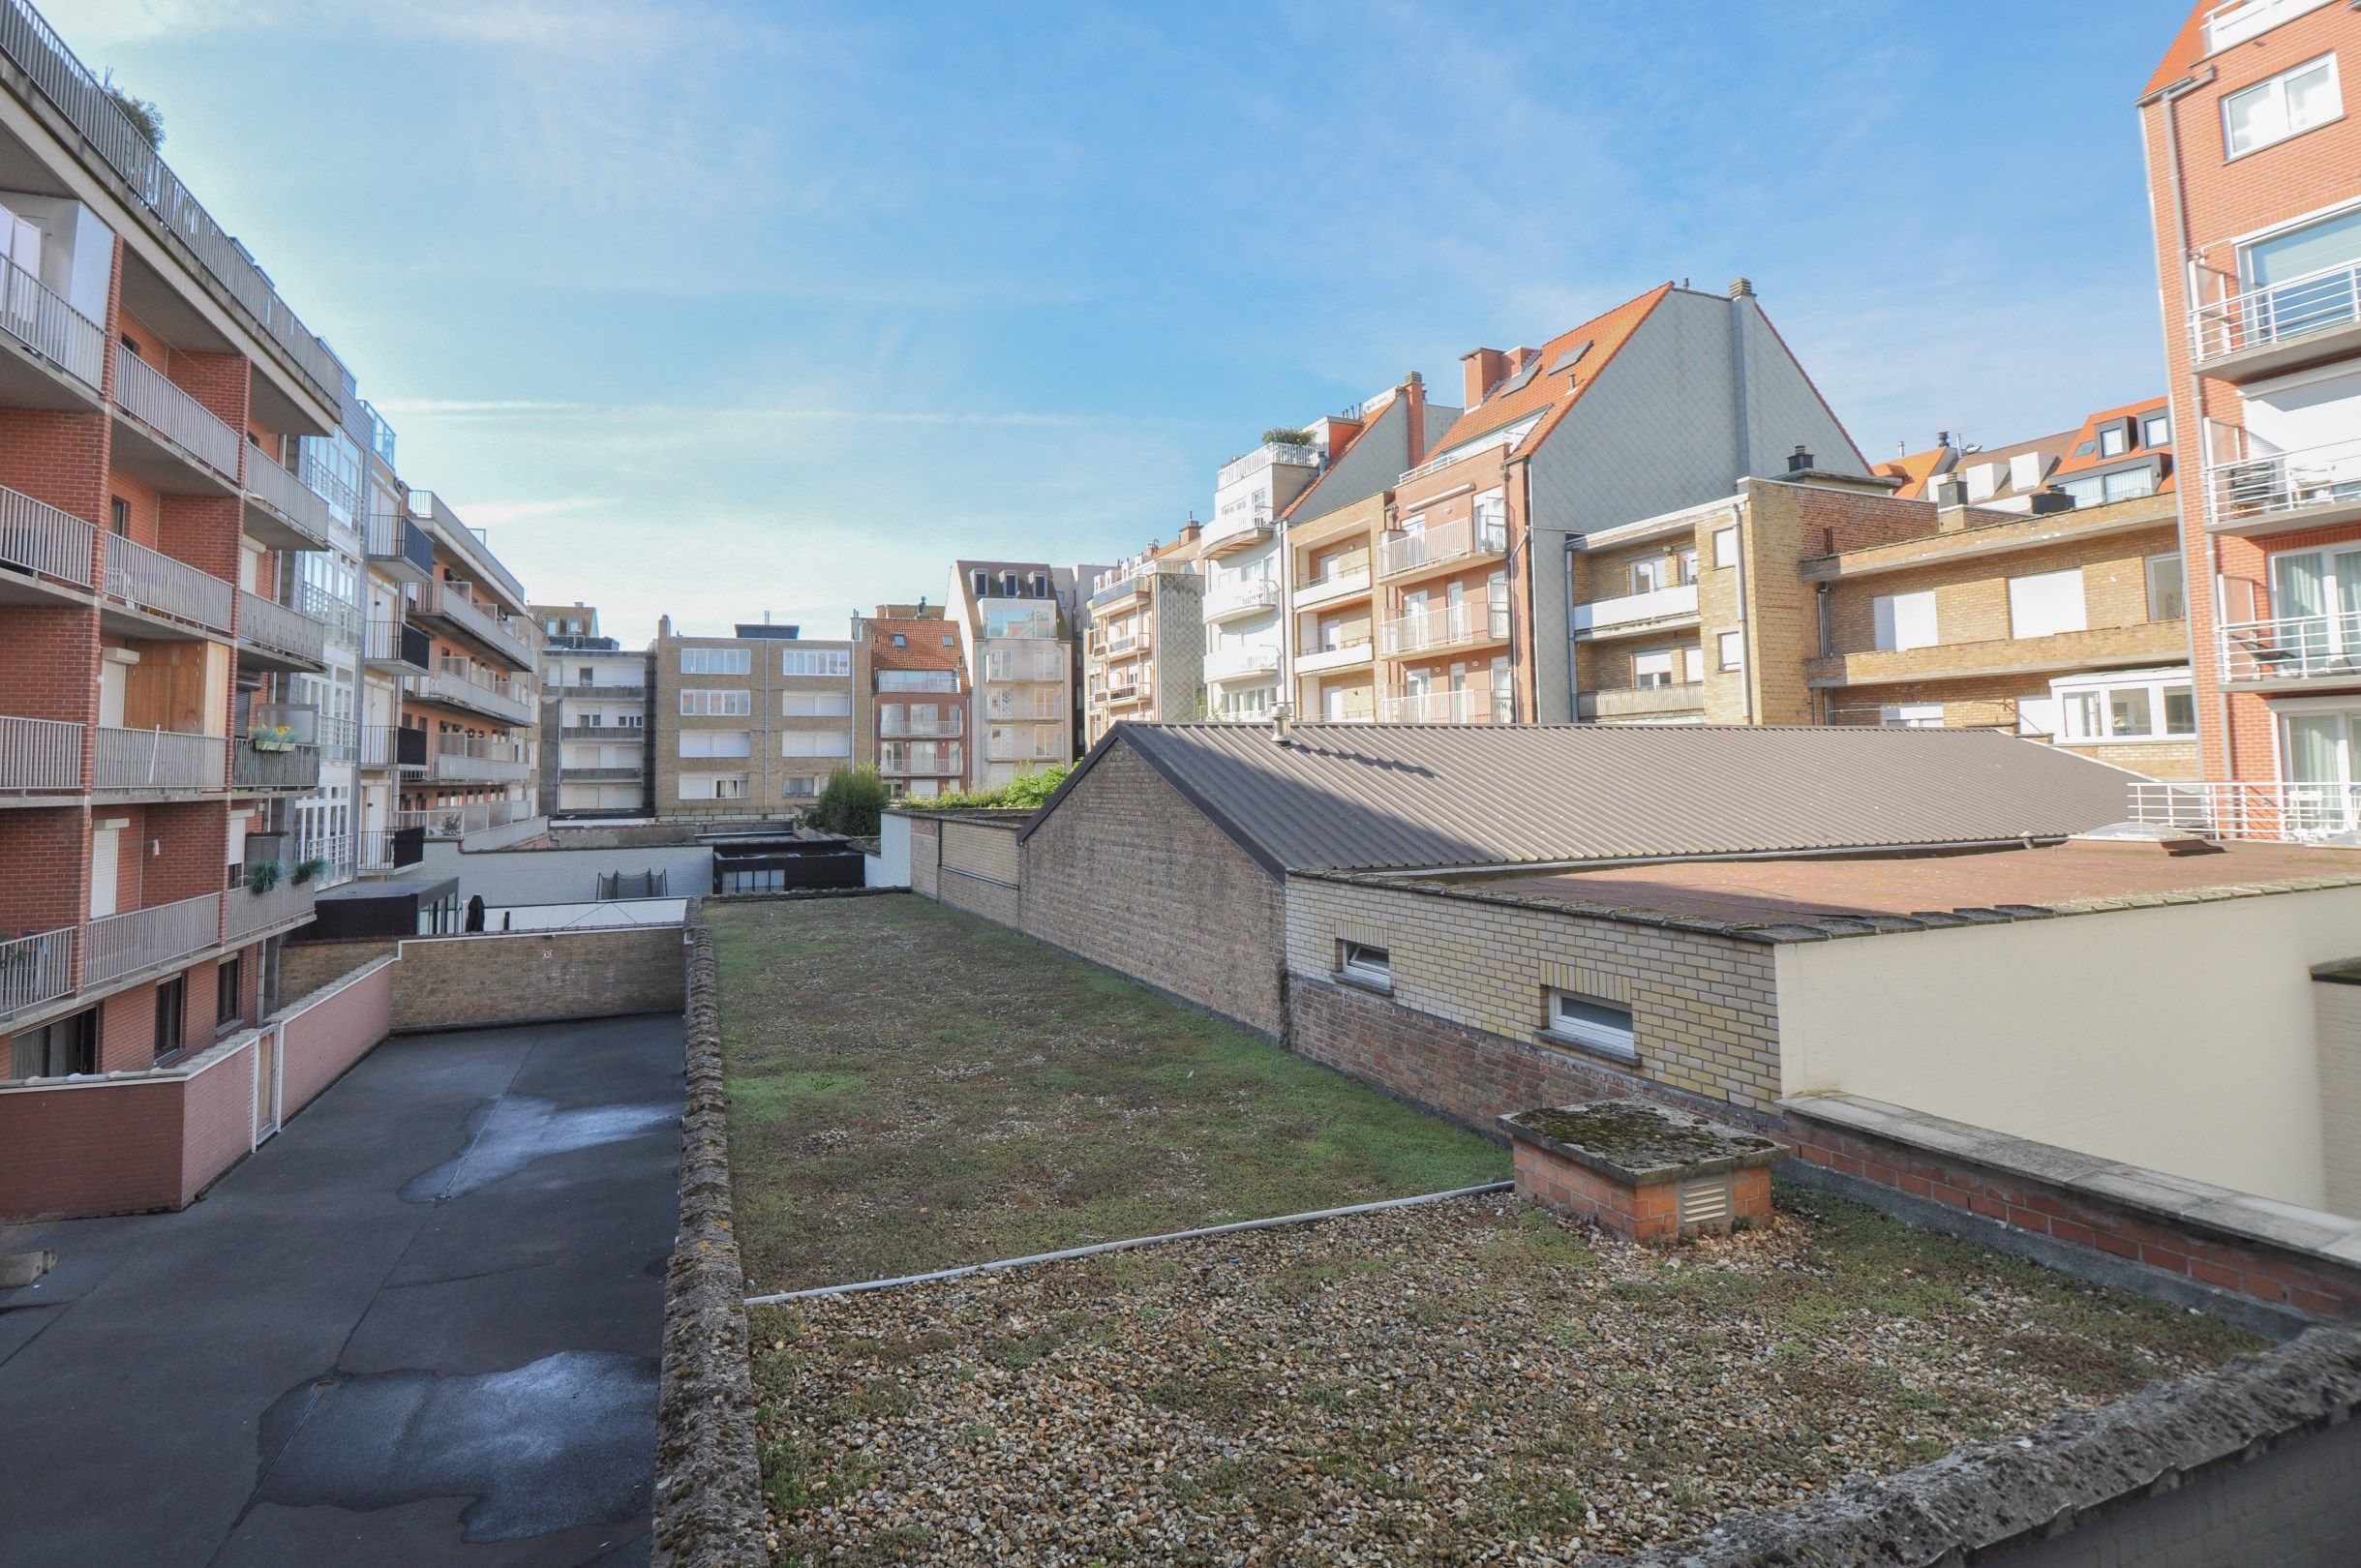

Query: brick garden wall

[937,818,1021,925]
[381,926,685,1029]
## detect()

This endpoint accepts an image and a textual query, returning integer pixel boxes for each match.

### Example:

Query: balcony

[1089,572,1152,612]
[364,620,432,674]
[1377,517,1506,582]
[405,660,537,726]
[111,351,242,491]
[233,737,320,793]
[984,738,1065,765]
[1216,440,1321,491]
[1571,582,1699,639]
[1205,645,1281,682]
[879,713,963,738]
[1381,687,1513,724]
[226,877,316,944]
[2129,779,2361,843]
[364,511,435,583]
[1578,682,1706,722]
[1805,622,2188,689]
[982,641,1067,684]
[0,483,95,596]
[558,682,648,704]
[430,733,534,783]
[2203,0,2339,51]
[398,799,543,841]
[359,724,427,772]
[984,691,1067,722]
[0,924,76,1025]
[1295,565,1371,611]
[1203,576,1281,622]
[1200,506,1277,558]
[235,588,328,673]
[2205,437,2361,537]
[84,892,223,989]
[2221,613,2361,689]
[0,251,103,404]
[880,746,963,775]
[409,491,528,610]
[360,826,426,874]
[0,714,81,799]
[242,452,332,551]
[561,765,645,783]
[101,533,234,636]
[1294,637,1375,675]
[414,579,536,670]
[2191,259,2361,382]
[1380,602,1510,657]
[94,727,227,796]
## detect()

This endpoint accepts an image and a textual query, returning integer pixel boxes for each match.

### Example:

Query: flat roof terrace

[1457,839,2361,932]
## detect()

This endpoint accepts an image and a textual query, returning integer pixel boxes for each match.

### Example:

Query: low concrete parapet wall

[284,925,687,1032]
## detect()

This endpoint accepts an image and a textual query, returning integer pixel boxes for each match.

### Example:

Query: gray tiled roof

[1024,723,2139,875]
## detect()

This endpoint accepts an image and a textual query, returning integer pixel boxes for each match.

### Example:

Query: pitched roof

[1423,285,1675,464]
[2145,4,2211,98]
[1876,396,2172,503]
[865,613,962,673]
[1023,723,2141,876]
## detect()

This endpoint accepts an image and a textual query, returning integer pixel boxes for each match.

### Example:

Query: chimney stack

[1787,444,1813,474]
[1404,372,1430,467]
[1462,347,1508,407]
[1729,277,1754,299]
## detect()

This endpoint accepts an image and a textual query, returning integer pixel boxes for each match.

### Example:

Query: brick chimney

[1403,372,1429,467]
[1463,347,1507,407]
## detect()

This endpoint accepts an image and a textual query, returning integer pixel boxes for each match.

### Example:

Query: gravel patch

[749,1191,2259,1565]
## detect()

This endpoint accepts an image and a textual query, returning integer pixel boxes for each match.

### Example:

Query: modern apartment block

[2141,0,2361,838]
[0,9,354,1078]
[949,561,1080,786]
[1083,526,1206,743]
[652,618,862,816]
[392,490,542,845]
[854,601,967,797]
[533,602,652,818]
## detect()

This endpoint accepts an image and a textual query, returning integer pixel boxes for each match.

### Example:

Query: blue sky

[68,0,2184,644]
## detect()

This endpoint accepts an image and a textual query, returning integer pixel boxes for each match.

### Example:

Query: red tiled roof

[2144,4,2211,98]
[1423,284,1675,463]
[865,615,962,673]
[2050,396,2175,492]
[1873,445,1952,500]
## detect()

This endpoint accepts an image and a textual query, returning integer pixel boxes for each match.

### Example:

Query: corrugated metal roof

[1025,723,2140,874]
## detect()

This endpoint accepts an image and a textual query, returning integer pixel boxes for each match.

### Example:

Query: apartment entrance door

[99,658,127,729]
[88,823,120,920]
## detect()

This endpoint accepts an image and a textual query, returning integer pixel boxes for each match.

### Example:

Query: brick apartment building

[1083,526,1206,743]
[2141,0,2361,839]
[532,602,651,818]
[948,560,1086,787]
[854,600,966,798]
[651,617,863,817]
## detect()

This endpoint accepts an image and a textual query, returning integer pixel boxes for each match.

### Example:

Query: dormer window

[2142,412,2171,447]
[2098,424,2130,459]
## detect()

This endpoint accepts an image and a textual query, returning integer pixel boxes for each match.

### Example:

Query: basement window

[1337,940,1392,992]
[1540,990,1637,1064]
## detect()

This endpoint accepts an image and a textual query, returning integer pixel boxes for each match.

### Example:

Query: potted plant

[290,857,330,886]
[249,722,297,753]
[245,860,283,894]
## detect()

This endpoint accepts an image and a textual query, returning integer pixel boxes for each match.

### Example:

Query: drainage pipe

[744,1181,1516,1307]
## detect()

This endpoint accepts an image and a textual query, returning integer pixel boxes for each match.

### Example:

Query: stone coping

[1499,1099,1781,1186]
[2313,957,2361,987]
[1783,1092,2361,1274]
[1589,1323,2361,1567]
[1301,864,2361,944]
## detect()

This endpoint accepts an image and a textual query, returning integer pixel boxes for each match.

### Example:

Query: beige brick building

[651,617,863,819]
[1082,526,1207,743]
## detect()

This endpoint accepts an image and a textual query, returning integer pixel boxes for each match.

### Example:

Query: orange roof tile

[2144,4,2212,99]
[1423,284,1676,463]
[1874,444,1952,500]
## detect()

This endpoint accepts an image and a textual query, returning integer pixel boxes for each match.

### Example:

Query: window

[680,648,749,675]
[9,1008,95,1080]
[679,731,750,758]
[679,689,751,716]
[879,670,958,692]
[2147,553,2187,621]
[1880,703,1945,728]
[109,497,130,538]
[1717,631,1744,672]
[1541,990,1637,1063]
[781,731,852,758]
[782,690,851,716]
[1632,648,1677,688]
[1472,489,1507,543]
[2143,413,2171,447]
[1676,547,1699,585]
[2008,569,2087,638]
[678,773,750,800]
[2098,425,2129,458]
[154,976,185,1062]
[2223,54,2341,158]
[1712,526,1739,569]
[1337,940,1391,988]
[2059,467,2159,508]
[1629,558,1664,594]
[892,633,906,648]
[217,954,243,1028]
[1872,589,1938,652]
[2051,673,2198,742]
[782,648,851,677]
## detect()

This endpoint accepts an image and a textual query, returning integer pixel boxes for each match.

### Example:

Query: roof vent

[1271,702,1294,747]
[1786,444,1812,473]
[1927,473,1968,510]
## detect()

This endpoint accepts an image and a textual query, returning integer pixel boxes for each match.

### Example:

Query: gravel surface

[751,1190,2258,1565]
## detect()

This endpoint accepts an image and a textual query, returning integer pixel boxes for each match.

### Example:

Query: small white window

[1682,645,1707,683]
[2224,54,2342,159]
[680,689,752,717]
[1880,703,1945,728]
[1632,648,1677,688]
[781,648,852,677]
[2143,413,2171,447]
[2098,426,2129,458]
[1676,547,1699,585]
[1872,589,1938,652]
[1542,990,1636,1062]
[1338,940,1391,987]
[1712,526,1739,569]
[782,731,853,759]
[2147,553,2186,621]
[1629,558,1664,594]
[678,730,750,759]
[1717,631,1744,672]
[2008,569,2087,639]
[681,647,749,675]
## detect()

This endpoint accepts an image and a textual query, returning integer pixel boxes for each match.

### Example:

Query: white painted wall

[874,812,912,888]
[1774,886,2361,1210]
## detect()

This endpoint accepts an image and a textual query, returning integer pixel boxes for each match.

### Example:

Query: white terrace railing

[2205,437,2361,531]
[2204,0,2338,52]
[397,799,539,839]
[101,531,234,633]
[237,589,327,666]
[243,451,331,545]
[83,891,221,988]
[0,483,96,588]
[0,249,103,389]
[112,350,242,481]
[0,715,81,795]
[416,578,535,668]
[1377,516,1507,579]
[2129,779,2361,842]
[431,732,533,782]
[2192,258,2361,362]
[2219,613,2361,684]
[94,726,227,793]
[404,660,537,726]
[1380,602,1511,656]
[1380,686,1515,724]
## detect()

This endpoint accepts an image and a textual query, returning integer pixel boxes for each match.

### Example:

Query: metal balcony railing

[2205,437,2361,531]
[409,490,528,609]
[243,451,332,546]
[984,691,1067,720]
[1571,582,1701,636]
[94,726,227,793]
[102,532,234,633]
[226,878,316,943]
[430,732,533,782]
[1380,602,1510,656]
[1203,576,1280,619]
[1204,645,1281,681]
[233,737,320,791]
[1380,687,1513,724]
[0,483,95,589]
[398,799,539,839]
[359,724,427,771]
[416,579,535,669]
[984,739,1065,764]
[236,588,327,667]
[0,923,76,1025]
[364,620,431,671]
[83,892,222,987]
[1377,517,1507,579]
[360,826,427,872]
[404,660,537,726]
[113,351,242,481]
[0,249,103,390]
[1215,441,1319,490]
[2220,613,2361,684]
[2129,779,2361,842]
[880,746,963,775]
[878,713,962,738]
[2193,259,2361,363]
[363,511,435,579]
[316,715,357,763]
[0,714,81,795]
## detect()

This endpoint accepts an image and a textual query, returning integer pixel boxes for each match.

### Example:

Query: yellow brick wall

[2318,980,2361,1218]
[942,819,1021,885]
[1823,526,2181,656]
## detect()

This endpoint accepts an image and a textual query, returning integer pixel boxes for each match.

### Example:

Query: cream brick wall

[2317,980,2361,1219]
[942,819,1020,885]
[1285,875,1782,1112]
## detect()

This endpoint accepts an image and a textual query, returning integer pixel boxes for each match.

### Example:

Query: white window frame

[1337,940,1391,989]
[680,647,749,676]
[2223,53,2343,161]
[2146,552,2187,622]
[679,689,752,716]
[1717,630,1744,672]
[1712,526,1739,569]
[1631,648,1678,689]
[1540,989,1637,1063]
[781,648,852,677]
[1871,588,1939,652]
[2007,568,2088,639]
[2048,670,2198,743]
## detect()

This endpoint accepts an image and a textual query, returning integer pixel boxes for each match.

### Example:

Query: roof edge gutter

[1319,834,2075,883]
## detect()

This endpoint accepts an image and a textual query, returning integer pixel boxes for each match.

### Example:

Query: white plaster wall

[874,812,912,888]
[1774,887,2361,1209]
